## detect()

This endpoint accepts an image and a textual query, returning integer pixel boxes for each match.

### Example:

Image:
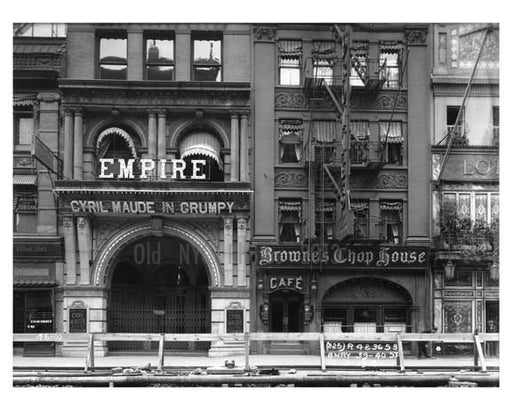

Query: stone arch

[91,220,222,287]
[170,118,229,149]
[322,277,413,305]
[85,116,147,149]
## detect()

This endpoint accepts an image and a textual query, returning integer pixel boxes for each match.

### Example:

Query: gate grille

[107,306,211,352]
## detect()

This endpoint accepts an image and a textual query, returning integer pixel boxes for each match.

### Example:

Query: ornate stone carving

[351,92,407,111]
[224,217,234,230]
[37,92,61,103]
[275,91,308,109]
[351,171,408,190]
[62,216,73,229]
[254,26,275,41]
[237,218,247,230]
[275,170,307,188]
[13,156,34,168]
[94,220,127,255]
[406,28,428,45]
[190,220,221,253]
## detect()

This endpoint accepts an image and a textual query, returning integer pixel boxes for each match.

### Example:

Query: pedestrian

[418,327,437,358]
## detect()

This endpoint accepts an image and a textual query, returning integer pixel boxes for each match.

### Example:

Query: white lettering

[118,159,135,179]
[172,159,186,179]
[140,159,155,179]
[191,159,206,179]
[99,158,114,178]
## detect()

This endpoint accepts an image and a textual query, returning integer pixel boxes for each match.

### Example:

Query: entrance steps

[208,340,246,357]
[268,341,304,355]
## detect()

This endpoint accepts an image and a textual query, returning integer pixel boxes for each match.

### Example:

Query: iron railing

[350,140,386,165]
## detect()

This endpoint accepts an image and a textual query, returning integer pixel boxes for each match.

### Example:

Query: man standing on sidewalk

[418,327,438,358]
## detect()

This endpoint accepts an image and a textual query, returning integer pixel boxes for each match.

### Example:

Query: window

[278,40,302,85]
[312,121,337,163]
[312,41,335,85]
[98,32,127,80]
[492,106,499,146]
[14,112,33,145]
[192,32,222,81]
[379,43,402,89]
[352,201,369,239]
[14,23,66,37]
[379,121,403,165]
[446,105,467,145]
[279,120,303,164]
[145,33,175,81]
[350,42,368,87]
[278,199,302,243]
[350,121,370,164]
[14,186,38,233]
[315,199,336,241]
[439,33,447,64]
[380,201,403,244]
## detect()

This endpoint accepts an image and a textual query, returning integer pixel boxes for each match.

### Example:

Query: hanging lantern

[444,260,455,280]
[489,262,499,281]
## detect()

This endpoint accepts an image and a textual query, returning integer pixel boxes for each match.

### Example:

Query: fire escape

[303,25,353,243]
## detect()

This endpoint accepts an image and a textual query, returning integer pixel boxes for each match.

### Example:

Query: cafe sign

[257,245,429,269]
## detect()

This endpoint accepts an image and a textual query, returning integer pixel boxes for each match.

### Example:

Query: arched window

[179,131,224,181]
[96,127,139,178]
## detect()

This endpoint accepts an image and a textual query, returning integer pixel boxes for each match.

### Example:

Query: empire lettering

[99,158,207,180]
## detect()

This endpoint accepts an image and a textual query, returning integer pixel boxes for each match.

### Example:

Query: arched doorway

[321,277,412,333]
[270,290,304,332]
[107,235,211,352]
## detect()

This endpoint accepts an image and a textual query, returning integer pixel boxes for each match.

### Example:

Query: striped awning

[180,132,223,169]
[13,279,55,290]
[351,201,369,211]
[278,40,302,59]
[13,94,36,107]
[312,121,337,143]
[380,122,403,143]
[278,200,302,212]
[13,174,38,185]
[96,127,138,159]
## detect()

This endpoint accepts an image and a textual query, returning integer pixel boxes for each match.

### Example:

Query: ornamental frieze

[405,28,428,45]
[189,220,221,253]
[351,92,407,111]
[254,26,275,41]
[275,170,308,188]
[351,171,408,190]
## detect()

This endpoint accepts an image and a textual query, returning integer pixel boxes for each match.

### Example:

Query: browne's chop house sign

[257,245,429,269]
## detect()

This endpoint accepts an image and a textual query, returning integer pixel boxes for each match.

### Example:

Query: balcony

[350,140,386,169]
[350,58,387,91]
[445,125,468,147]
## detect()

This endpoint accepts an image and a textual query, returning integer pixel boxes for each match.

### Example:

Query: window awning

[96,127,138,159]
[179,132,223,169]
[312,121,338,143]
[380,202,403,211]
[380,122,404,143]
[13,174,38,185]
[278,200,302,212]
[13,94,36,107]
[13,279,55,290]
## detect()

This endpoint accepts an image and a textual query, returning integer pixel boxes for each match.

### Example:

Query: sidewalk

[13,353,500,370]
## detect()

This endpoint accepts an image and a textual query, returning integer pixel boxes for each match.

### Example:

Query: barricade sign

[325,341,399,360]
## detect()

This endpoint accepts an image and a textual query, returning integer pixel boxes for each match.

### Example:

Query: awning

[380,122,404,143]
[179,132,223,169]
[96,127,138,159]
[278,200,302,212]
[312,121,338,143]
[278,40,302,59]
[380,202,403,211]
[13,174,38,185]
[13,280,55,290]
[13,93,37,107]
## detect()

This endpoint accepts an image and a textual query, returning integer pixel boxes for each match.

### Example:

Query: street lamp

[444,260,455,280]
[489,261,499,281]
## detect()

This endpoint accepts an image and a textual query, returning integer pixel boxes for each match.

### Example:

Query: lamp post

[489,261,499,282]
[444,260,455,281]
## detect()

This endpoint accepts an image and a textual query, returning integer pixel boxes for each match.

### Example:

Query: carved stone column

[240,112,249,182]
[223,217,234,286]
[157,109,167,161]
[63,109,74,179]
[230,112,240,181]
[237,218,247,287]
[77,216,91,285]
[73,109,83,180]
[62,216,77,285]
[148,110,157,159]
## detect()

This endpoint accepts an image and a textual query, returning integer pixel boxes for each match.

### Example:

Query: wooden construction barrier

[13,331,499,372]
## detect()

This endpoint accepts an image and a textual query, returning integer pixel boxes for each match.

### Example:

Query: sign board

[69,309,87,333]
[226,309,244,333]
[432,152,499,181]
[32,136,61,175]
[325,341,399,360]
[257,244,429,269]
[14,238,64,260]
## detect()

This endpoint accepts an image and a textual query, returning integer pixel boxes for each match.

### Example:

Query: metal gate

[107,306,211,352]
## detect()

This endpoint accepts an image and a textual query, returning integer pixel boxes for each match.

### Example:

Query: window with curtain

[279,120,303,163]
[380,201,403,244]
[279,199,302,243]
[350,42,368,86]
[352,201,369,239]
[145,32,175,81]
[192,32,222,82]
[312,41,335,85]
[98,32,127,80]
[379,42,403,89]
[380,121,403,165]
[312,121,337,163]
[315,198,336,241]
[278,40,302,85]
[350,121,370,164]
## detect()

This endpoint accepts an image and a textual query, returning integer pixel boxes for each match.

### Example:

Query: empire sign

[257,244,429,269]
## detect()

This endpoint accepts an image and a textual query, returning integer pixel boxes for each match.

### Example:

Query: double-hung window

[315,199,336,241]
[279,120,303,164]
[350,42,368,87]
[192,32,222,81]
[312,41,335,85]
[380,201,403,244]
[278,199,302,243]
[145,32,175,81]
[379,42,402,89]
[14,110,33,146]
[350,121,370,164]
[380,121,403,165]
[352,201,369,239]
[98,31,127,80]
[278,40,302,85]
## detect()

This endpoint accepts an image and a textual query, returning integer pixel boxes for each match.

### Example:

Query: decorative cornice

[351,170,408,190]
[275,169,308,188]
[405,27,429,45]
